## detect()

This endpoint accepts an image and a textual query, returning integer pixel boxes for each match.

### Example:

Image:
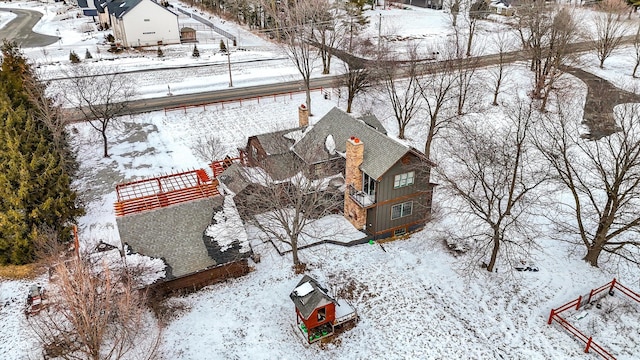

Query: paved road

[63,34,639,121]
[0,8,59,48]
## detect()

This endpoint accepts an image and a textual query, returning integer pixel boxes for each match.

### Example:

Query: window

[317,308,326,322]
[391,201,413,220]
[363,173,376,196]
[394,171,415,189]
[394,228,406,237]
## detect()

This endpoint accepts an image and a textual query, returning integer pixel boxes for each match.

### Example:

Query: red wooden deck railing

[114,169,219,217]
[209,155,245,178]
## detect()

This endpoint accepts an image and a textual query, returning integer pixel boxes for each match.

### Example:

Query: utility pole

[227,39,233,87]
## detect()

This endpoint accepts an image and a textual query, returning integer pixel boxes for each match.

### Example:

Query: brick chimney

[344,136,366,230]
[298,104,309,127]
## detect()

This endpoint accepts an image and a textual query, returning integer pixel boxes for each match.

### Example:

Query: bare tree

[486,31,516,106]
[63,66,136,157]
[262,0,326,115]
[379,45,422,139]
[233,158,343,268]
[418,48,459,160]
[446,0,462,28]
[465,0,489,57]
[192,134,226,164]
[592,0,631,68]
[342,0,369,53]
[535,102,640,267]
[338,61,373,114]
[312,1,344,74]
[515,2,581,111]
[436,100,547,273]
[453,54,481,116]
[29,257,161,360]
[632,22,640,78]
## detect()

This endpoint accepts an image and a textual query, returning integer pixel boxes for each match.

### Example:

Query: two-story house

[240,106,436,240]
[107,0,180,47]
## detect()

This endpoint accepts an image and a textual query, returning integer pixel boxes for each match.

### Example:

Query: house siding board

[110,0,179,47]
[376,155,426,202]
[125,1,179,46]
[366,154,433,235]
[374,194,430,233]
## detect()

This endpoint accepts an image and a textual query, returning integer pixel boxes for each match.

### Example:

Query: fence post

[585,337,592,353]
[609,278,617,294]
[576,295,582,310]
[547,309,555,325]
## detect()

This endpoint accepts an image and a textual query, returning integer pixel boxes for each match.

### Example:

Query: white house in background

[107,0,180,47]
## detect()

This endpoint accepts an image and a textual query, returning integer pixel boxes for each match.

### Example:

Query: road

[92,34,637,121]
[0,8,59,48]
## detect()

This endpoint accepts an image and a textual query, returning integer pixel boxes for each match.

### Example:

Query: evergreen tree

[220,39,227,53]
[0,42,83,265]
[85,48,93,59]
[192,44,200,58]
[69,50,81,64]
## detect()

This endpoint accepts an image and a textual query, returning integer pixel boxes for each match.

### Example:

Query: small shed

[180,27,197,43]
[290,275,357,343]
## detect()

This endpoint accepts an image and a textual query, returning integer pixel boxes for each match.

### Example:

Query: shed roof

[289,275,337,320]
[292,107,410,180]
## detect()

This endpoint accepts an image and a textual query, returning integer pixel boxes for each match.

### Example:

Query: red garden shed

[290,275,357,343]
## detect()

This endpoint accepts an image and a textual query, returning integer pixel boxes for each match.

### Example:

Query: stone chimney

[344,136,366,230]
[298,104,309,127]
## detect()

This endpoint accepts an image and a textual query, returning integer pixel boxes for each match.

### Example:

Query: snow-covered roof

[289,275,337,320]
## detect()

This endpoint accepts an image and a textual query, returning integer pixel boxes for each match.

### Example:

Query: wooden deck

[114,169,219,217]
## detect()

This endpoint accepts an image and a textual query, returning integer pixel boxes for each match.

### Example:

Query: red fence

[163,87,325,115]
[547,278,640,359]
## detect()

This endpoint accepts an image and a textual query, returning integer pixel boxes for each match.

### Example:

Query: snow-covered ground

[1,1,640,359]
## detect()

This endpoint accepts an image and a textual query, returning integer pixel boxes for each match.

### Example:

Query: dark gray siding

[374,154,429,203]
[365,154,433,236]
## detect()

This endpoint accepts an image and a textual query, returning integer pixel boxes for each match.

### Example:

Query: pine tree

[69,50,81,64]
[0,41,83,265]
[192,44,200,58]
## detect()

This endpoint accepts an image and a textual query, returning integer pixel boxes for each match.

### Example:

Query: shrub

[192,44,200,58]
[157,47,164,58]
[219,39,227,53]
[85,48,93,59]
[69,51,81,63]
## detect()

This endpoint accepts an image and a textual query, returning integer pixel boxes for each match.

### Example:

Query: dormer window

[394,171,414,189]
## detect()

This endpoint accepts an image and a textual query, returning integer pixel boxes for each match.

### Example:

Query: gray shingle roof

[255,128,301,156]
[289,275,337,320]
[358,112,387,135]
[292,107,410,180]
[107,0,142,18]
